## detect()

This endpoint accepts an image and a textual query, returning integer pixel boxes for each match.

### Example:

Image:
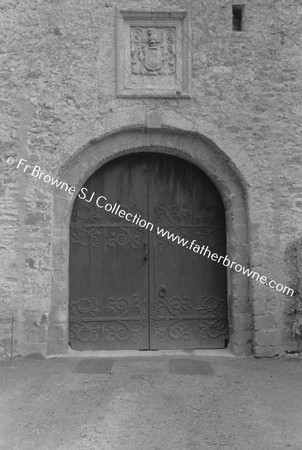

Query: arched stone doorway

[47,128,251,356]
[69,152,228,350]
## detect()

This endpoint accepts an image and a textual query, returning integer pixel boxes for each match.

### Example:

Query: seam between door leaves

[147,154,151,349]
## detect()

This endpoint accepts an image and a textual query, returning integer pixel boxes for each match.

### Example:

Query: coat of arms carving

[116,10,190,97]
[130,27,176,76]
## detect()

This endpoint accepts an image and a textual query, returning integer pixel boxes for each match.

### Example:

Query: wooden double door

[69,153,228,350]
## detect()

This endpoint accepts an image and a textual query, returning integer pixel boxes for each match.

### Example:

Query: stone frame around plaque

[115,10,191,98]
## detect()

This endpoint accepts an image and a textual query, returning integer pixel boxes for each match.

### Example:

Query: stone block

[254,330,278,347]
[254,315,275,331]
[21,343,47,358]
[47,322,69,355]
[234,330,253,346]
[233,313,253,331]
[231,296,251,313]
[254,346,279,358]
[230,280,250,306]
[253,300,267,316]
[232,343,252,357]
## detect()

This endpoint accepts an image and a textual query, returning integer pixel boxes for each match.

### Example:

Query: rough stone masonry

[0,0,301,358]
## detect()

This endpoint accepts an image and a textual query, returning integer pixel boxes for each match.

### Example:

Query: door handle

[144,243,148,260]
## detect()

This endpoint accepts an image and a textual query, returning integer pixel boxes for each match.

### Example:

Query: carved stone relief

[130,27,176,76]
[116,11,191,98]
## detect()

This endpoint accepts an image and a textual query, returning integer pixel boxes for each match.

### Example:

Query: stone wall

[0,0,301,358]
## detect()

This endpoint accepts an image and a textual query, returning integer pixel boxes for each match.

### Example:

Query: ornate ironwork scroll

[69,295,147,345]
[154,203,224,226]
[70,198,145,248]
[106,228,144,249]
[151,287,228,343]
[153,202,225,248]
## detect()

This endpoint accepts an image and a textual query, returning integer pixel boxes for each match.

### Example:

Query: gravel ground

[0,355,302,450]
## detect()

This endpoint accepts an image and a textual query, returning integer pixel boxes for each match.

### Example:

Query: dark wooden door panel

[148,154,227,349]
[69,155,149,350]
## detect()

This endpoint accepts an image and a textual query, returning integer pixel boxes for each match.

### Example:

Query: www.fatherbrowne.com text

[79,187,294,298]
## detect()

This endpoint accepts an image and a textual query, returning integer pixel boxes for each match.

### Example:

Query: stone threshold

[47,348,235,359]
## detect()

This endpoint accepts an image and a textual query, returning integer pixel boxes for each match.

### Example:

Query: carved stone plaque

[116,10,191,98]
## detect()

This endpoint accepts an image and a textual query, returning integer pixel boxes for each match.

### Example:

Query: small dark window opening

[232,5,244,31]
